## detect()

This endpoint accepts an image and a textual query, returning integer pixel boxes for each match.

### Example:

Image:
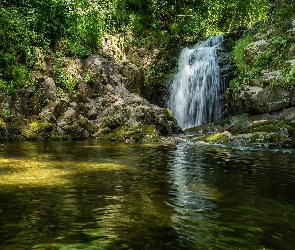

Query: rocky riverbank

[0,53,181,142]
[1,18,295,148]
[186,107,295,147]
[186,20,295,148]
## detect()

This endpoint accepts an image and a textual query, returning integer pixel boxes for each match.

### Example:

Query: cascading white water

[168,35,223,129]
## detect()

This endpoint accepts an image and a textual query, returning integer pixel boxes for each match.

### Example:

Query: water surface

[0,140,295,249]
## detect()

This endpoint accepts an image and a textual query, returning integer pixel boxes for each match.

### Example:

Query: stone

[249,79,261,86]
[52,97,70,118]
[243,85,290,113]
[12,88,42,116]
[41,76,57,99]
[0,52,182,140]
[261,70,283,86]
[244,40,270,67]
[286,59,295,66]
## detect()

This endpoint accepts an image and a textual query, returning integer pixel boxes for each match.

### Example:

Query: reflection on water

[0,140,295,249]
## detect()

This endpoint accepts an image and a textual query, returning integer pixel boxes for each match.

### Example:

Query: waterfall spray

[168,35,223,129]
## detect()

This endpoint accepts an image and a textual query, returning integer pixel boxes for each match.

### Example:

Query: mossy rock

[21,121,54,139]
[0,117,8,140]
[217,113,251,130]
[248,132,293,147]
[185,124,223,134]
[192,132,229,144]
[0,117,6,129]
[232,120,295,137]
[56,118,97,139]
[96,124,159,142]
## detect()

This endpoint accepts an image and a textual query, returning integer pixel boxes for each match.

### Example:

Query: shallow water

[0,140,295,249]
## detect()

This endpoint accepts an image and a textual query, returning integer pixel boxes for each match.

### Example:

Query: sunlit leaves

[0,0,270,94]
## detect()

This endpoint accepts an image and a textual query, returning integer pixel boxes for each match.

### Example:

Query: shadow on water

[188,144,295,250]
[0,140,295,249]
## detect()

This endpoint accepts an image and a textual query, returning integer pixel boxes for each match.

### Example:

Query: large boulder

[241,85,291,113]
[227,67,295,115]
[243,39,270,68]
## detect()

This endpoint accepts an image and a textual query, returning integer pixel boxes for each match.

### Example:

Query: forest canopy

[0,0,285,93]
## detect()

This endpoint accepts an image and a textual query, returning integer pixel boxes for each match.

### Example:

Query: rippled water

[1,140,295,249]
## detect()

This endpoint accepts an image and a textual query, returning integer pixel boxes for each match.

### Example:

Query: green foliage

[1,102,14,118]
[110,0,269,42]
[104,116,120,129]
[84,70,95,84]
[282,66,295,89]
[232,34,255,73]
[0,0,270,94]
[67,42,92,58]
[92,91,102,98]
[53,58,77,95]
[231,21,294,87]
[277,2,295,23]
[0,0,106,94]
[147,61,173,77]
[229,79,241,88]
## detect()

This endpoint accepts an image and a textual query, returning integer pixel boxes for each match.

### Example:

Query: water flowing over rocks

[0,55,181,141]
[188,23,295,148]
[168,35,224,129]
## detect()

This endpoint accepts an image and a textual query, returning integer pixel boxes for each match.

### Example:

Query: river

[0,140,295,249]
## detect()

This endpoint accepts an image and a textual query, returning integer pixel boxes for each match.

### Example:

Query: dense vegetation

[230,0,295,88]
[0,0,271,95]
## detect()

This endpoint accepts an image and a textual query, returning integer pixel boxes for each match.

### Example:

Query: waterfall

[168,35,223,129]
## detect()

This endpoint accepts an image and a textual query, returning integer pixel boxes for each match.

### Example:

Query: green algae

[0,157,127,187]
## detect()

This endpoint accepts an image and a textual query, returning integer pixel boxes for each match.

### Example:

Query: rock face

[228,83,294,114]
[186,22,295,148]
[197,28,246,120]
[0,55,181,141]
[226,21,295,117]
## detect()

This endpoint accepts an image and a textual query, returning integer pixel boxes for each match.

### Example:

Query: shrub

[231,34,254,73]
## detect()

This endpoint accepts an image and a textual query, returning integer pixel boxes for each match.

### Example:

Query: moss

[193,132,229,144]
[0,118,7,129]
[167,109,174,119]
[233,120,295,136]
[96,124,159,142]
[0,117,8,140]
[185,124,223,134]
[77,117,96,134]
[249,132,292,147]
[249,132,260,142]
[21,121,54,139]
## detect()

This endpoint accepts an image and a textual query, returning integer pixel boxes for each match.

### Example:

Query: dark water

[1,140,295,250]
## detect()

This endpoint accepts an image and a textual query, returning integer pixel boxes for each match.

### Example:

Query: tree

[269,0,295,22]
